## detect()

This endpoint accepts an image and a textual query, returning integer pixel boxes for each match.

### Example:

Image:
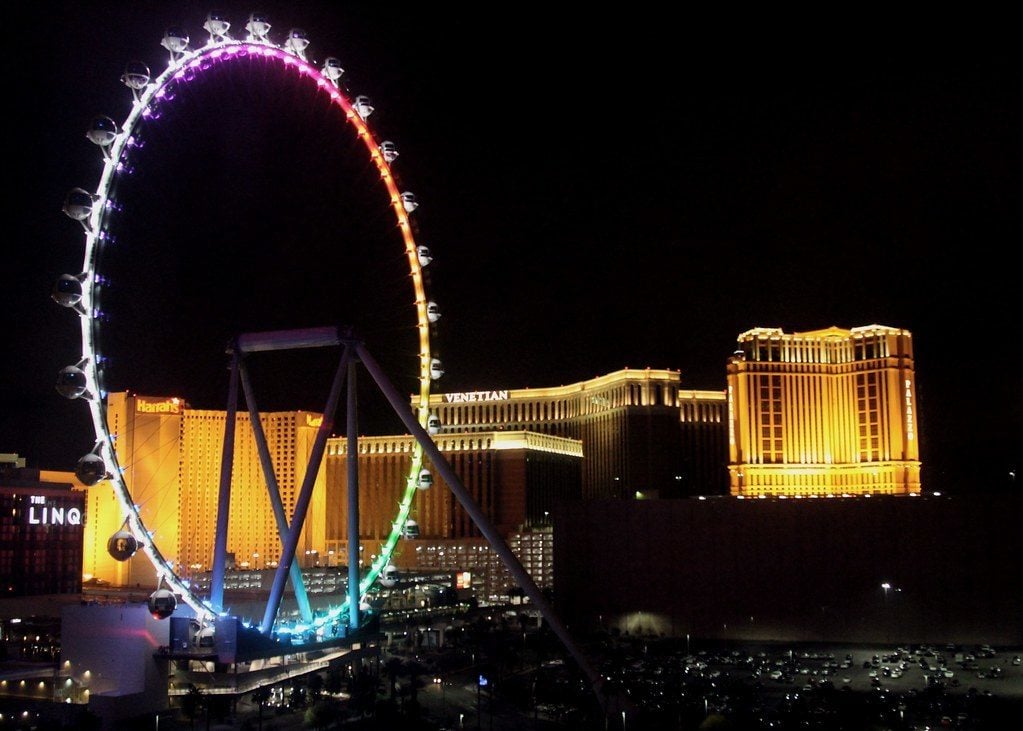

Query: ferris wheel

[53,12,442,638]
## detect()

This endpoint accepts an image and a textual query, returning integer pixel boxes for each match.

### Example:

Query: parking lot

[583,637,1023,729]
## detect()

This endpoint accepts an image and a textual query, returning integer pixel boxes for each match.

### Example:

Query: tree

[289,678,307,710]
[348,670,378,718]
[306,672,324,699]
[700,712,735,729]
[383,656,404,701]
[324,666,344,697]
[404,658,428,708]
[251,686,271,730]
[180,684,204,730]
[303,699,342,730]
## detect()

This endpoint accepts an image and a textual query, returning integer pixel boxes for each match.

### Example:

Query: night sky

[3,4,1020,493]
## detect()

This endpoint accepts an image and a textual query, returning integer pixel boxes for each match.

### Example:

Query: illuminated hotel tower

[426,369,728,498]
[104,392,184,587]
[324,432,582,600]
[91,393,327,585]
[726,325,921,496]
[177,408,326,574]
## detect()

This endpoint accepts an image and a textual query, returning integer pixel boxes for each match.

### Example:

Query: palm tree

[403,658,428,709]
[289,677,307,710]
[324,666,344,697]
[303,699,340,730]
[348,670,378,719]
[251,686,271,730]
[383,656,404,701]
[306,672,324,700]
[181,684,204,730]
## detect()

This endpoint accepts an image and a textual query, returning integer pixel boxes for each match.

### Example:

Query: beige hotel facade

[727,325,920,497]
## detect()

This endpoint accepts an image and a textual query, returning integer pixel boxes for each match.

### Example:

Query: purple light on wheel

[66,28,436,631]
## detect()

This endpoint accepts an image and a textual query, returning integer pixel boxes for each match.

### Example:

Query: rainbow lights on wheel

[54,13,440,636]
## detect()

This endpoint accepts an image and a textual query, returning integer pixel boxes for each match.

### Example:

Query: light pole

[881,582,891,644]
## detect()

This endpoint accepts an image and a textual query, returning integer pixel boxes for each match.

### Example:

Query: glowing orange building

[88,368,728,601]
[177,408,326,574]
[89,393,326,586]
[92,393,576,602]
[324,431,582,601]
[726,325,921,496]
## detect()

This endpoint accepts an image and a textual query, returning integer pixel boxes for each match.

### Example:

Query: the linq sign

[25,495,82,527]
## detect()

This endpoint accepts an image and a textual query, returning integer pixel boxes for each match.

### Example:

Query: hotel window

[856,373,880,460]
[758,375,783,463]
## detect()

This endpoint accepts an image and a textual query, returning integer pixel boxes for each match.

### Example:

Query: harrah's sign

[443,391,509,404]
[27,496,82,527]
[136,397,182,415]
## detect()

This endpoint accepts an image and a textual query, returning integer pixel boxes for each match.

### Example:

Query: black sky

[3,4,1020,492]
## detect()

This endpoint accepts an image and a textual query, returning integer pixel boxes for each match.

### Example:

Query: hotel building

[323,431,582,601]
[0,454,85,596]
[426,369,728,499]
[726,325,920,496]
[92,394,326,586]
[86,368,726,602]
[89,395,581,603]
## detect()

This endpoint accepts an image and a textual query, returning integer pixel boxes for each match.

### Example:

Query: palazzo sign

[443,391,509,404]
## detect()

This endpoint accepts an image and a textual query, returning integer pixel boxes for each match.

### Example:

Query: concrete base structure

[60,603,173,727]
[555,492,1023,646]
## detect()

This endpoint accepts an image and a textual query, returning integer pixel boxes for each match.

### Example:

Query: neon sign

[727,385,736,446]
[904,379,915,441]
[136,397,181,414]
[26,496,82,527]
[443,391,509,403]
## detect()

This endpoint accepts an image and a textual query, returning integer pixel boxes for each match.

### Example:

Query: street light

[881,582,892,644]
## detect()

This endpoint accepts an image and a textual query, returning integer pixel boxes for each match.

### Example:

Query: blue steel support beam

[260,345,351,635]
[352,342,602,692]
[210,350,240,613]
[347,358,360,630]
[237,357,312,624]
